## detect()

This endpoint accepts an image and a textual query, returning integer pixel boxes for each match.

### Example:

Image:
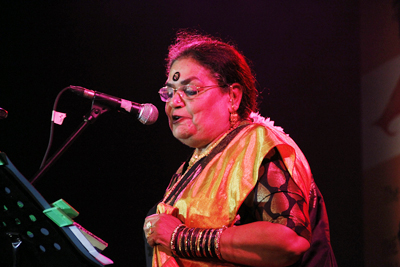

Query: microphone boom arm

[30,102,109,185]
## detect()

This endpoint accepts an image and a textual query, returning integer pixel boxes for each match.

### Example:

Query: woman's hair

[166,30,258,119]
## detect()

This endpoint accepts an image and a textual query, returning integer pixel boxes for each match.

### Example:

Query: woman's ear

[228,83,243,113]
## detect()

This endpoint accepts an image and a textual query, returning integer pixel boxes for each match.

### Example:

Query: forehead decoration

[172,72,180,81]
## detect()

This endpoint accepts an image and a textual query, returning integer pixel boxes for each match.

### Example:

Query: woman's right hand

[143,213,183,251]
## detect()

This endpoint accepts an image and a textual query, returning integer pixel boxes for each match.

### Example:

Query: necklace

[187,131,229,169]
[187,119,247,168]
[162,121,248,204]
[162,130,230,204]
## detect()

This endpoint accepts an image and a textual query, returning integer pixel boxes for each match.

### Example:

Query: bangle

[201,228,211,257]
[180,227,189,257]
[170,224,185,257]
[208,229,218,258]
[195,228,205,257]
[214,226,227,260]
[185,228,194,258]
[171,225,228,261]
[190,228,199,257]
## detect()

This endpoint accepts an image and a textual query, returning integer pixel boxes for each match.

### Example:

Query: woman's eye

[167,89,174,98]
[184,86,197,97]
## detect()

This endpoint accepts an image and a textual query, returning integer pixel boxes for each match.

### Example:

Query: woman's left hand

[144,214,183,251]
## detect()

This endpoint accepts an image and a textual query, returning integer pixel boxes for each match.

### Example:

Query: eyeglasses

[158,84,222,102]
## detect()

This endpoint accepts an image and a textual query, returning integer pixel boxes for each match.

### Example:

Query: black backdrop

[1,1,362,266]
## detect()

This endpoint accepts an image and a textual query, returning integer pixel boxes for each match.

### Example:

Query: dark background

[1,1,361,266]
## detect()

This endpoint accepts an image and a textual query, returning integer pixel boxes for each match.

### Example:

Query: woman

[144,30,336,267]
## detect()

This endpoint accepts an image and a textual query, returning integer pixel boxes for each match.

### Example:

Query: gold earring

[229,103,239,129]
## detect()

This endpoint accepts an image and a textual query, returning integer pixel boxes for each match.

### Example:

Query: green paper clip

[52,199,79,218]
[43,199,79,227]
[43,207,74,227]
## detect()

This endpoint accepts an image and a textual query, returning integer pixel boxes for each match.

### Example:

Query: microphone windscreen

[138,104,159,125]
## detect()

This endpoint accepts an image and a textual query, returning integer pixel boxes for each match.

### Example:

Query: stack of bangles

[170,224,228,261]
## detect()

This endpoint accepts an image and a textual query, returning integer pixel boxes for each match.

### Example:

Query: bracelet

[190,228,199,257]
[208,229,217,258]
[214,226,227,260]
[202,228,211,257]
[180,227,190,257]
[185,228,195,258]
[170,224,185,257]
[195,228,205,257]
[171,225,228,261]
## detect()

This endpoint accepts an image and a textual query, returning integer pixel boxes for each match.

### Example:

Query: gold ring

[146,221,152,229]
[147,228,153,237]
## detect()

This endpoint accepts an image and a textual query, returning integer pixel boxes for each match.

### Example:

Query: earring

[230,103,239,129]
[229,86,239,129]
[230,112,239,128]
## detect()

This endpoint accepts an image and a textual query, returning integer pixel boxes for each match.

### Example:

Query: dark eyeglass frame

[158,84,222,102]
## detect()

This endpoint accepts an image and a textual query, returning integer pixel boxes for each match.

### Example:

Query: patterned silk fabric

[152,123,313,267]
[237,148,311,243]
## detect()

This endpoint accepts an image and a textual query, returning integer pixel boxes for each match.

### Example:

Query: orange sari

[153,123,312,267]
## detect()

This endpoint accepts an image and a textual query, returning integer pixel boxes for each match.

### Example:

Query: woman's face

[165,57,231,148]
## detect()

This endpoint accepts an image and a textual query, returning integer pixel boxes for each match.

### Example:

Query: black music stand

[0,152,112,267]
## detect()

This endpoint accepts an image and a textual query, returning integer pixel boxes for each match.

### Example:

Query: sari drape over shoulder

[153,123,312,267]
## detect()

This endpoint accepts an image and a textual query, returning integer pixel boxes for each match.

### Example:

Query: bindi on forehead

[172,72,180,81]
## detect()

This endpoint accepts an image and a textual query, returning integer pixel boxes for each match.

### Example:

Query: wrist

[170,225,227,261]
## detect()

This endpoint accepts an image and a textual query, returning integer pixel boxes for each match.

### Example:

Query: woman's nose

[169,90,184,107]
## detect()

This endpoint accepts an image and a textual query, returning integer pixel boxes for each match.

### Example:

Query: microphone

[0,107,8,119]
[68,85,158,125]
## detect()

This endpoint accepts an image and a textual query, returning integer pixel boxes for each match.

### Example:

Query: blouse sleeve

[237,148,312,243]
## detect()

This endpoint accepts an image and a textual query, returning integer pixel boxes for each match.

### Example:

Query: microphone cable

[39,86,70,169]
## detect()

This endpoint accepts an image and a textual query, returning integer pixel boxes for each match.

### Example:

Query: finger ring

[147,228,153,237]
[146,221,152,229]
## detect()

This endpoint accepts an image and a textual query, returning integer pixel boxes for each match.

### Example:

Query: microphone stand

[30,101,109,185]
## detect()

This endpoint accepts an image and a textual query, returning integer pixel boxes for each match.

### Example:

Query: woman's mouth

[172,115,182,123]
